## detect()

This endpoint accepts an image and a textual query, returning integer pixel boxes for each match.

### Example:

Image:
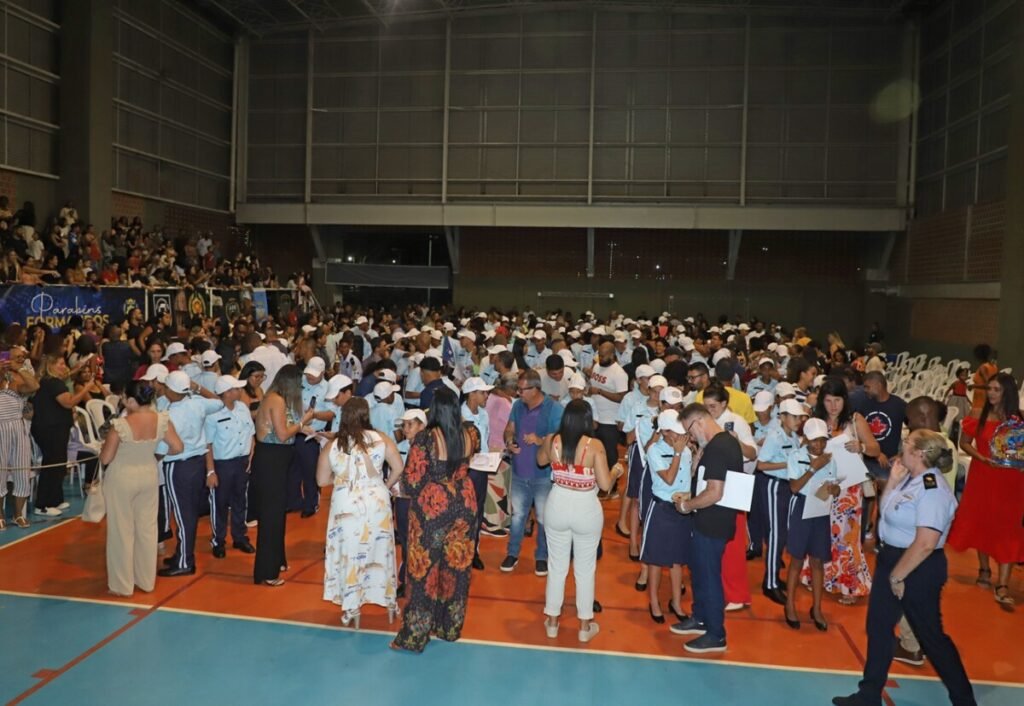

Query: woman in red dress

[947,372,1024,609]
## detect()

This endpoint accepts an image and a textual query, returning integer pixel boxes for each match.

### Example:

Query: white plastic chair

[105,394,120,409]
[941,406,959,436]
[85,399,115,433]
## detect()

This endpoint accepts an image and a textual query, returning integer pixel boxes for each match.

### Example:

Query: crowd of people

[1,301,1022,703]
[0,197,315,291]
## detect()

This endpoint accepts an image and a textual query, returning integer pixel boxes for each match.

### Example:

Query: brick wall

[461,228,587,277]
[110,191,146,222]
[904,199,1005,283]
[0,169,17,204]
[968,201,1004,282]
[909,298,999,345]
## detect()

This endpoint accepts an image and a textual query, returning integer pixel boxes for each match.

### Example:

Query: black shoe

[634,579,648,592]
[762,587,787,605]
[162,556,177,568]
[615,524,630,538]
[670,601,687,622]
[746,549,762,561]
[592,600,602,613]
[500,556,518,572]
[810,608,828,632]
[472,555,485,571]
[534,560,548,577]
[683,634,726,654]
[832,694,871,706]
[396,583,406,599]
[233,540,256,554]
[784,605,800,629]
[669,617,706,635]
[629,552,640,562]
[892,643,925,666]
[649,605,665,624]
[212,545,226,559]
[157,566,196,577]
[300,509,315,519]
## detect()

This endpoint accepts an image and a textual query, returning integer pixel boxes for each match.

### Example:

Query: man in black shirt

[669,403,741,654]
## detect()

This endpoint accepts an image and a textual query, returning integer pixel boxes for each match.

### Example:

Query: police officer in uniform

[157,371,224,577]
[204,375,256,558]
[288,357,333,517]
[833,429,975,706]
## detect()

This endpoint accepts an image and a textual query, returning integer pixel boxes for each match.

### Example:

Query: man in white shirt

[238,333,289,391]
[538,353,570,402]
[588,342,628,498]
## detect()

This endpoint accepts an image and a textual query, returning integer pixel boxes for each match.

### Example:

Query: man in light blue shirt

[157,371,223,577]
[462,377,493,570]
[288,357,334,517]
[322,374,354,437]
[369,380,403,442]
[204,375,256,558]
[523,330,549,370]
[746,359,779,400]
[195,350,222,394]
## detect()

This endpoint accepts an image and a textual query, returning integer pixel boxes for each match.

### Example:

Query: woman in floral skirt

[391,388,481,653]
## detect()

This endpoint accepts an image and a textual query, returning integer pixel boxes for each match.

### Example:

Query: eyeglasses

[516,385,534,392]
[686,374,706,382]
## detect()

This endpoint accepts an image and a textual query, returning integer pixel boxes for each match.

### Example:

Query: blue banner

[0,285,143,331]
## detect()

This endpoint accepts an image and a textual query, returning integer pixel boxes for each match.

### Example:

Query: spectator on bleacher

[102,324,134,390]
[0,195,12,221]
[13,200,36,236]
[59,201,79,225]
[969,343,998,412]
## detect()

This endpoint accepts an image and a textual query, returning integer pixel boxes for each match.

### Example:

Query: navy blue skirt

[640,499,692,567]
[786,494,831,562]
[626,442,644,499]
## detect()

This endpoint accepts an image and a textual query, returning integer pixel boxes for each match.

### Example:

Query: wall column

[997,2,1024,375]
[60,0,113,229]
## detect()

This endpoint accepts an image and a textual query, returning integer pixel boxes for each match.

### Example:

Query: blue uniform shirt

[196,370,218,393]
[746,377,778,399]
[523,344,548,370]
[879,470,957,549]
[753,416,780,443]
[757,426,800,480]
[324,400,342,433]
[204,401,255,460]
[786,446,837,494]
[646,438,692,502]
[156,395,170,413]
[181,361,203,384]
[158,396,224,460]
[577,345,595,372]
[461,402,490,445]
[301,377,330,432]
[369,395,401,439]
[617,386,646,427]
[624,398,659,435]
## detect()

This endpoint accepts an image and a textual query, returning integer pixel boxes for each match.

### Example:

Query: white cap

[532,329,547,340]
[303,357,326,377]
[682,338,695,352]
[630,329,642,339]
[776,344,789,357]
[567,372,587,390]
[591,326,606,336]
[487,344,509,355]
[779,399,808,417]
[738,323,750,331]
[567,330,581,339]
[712,348,732,364]
[803,417,829,440]
[162,342,187,360]
[767,342,779,352]
[776,382,797,398]
[140,363,169,383]
[635,364,655,379]
[373,381,401,400]
[650,359,666,374]
[483,330,495,341]
[758,357,776,368]
[301,324,317,334]
[354,316,368,325]
[558,349,578,368]
[660,386,684,405]
[214,375,247,395]
[684,317,694,323]
[165,371,192,394]
[656,410,686,434]
[392,331,405,343]
[430,329,442,340]
[463,377,494,393]
[753,390,775,413]
[648,374,668,389]
[405,328,420,339]
[613,331,627,342]
[326,374,353,398]
[400,409,427,425]
[375,369,396,383]
[813,374,826,389]
[579,323,592,333]
[200,350,221,367]
[442,322,456,332]
[458,329,476,340]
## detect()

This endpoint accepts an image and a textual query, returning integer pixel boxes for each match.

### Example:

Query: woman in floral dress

[391,388,481,653]
[318,397,405,628]
[806,379,878,604]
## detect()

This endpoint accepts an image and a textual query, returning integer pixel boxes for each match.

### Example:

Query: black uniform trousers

[210,456,250,547]
[746,472,769,555]
[857,544,975,706]
[394,497,410,586]
[761,476,791,591]
[286,435,321,514]
[31,423,69,510]
[469,468,489,557]
[163,455,206,571]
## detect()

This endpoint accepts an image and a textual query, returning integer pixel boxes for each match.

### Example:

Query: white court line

[0,517,77,551]
[154,605,1024,690]
[0,588,153,610]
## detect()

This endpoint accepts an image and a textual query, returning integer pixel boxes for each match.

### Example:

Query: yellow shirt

[695,386,756,424]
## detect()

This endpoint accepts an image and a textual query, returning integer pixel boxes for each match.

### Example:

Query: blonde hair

[906,429,954,474]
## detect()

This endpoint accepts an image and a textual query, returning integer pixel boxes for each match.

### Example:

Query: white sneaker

[57,502,71,510]
[725,602,748,612]
[545,620,559,639]
[578,622,600,643]
[34,507,62,517]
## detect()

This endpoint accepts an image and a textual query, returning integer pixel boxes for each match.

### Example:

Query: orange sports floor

[3,494,1022,689]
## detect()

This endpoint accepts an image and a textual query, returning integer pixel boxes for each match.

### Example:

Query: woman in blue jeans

[500,370,563,575]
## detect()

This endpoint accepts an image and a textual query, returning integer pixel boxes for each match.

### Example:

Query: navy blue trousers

[210,456,250,547]
[761,476,791,590]
[163,455,206,571]
[286,435,321,514]
[689,529,728,641]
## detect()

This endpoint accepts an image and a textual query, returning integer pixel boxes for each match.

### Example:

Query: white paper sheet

[825,433,870,489]
[470,452,503,473]
[695,466,755,512]
[800,472,834,519]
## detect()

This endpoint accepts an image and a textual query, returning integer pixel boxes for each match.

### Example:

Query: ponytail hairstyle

[124,379,156,407]
[906,429,954,475]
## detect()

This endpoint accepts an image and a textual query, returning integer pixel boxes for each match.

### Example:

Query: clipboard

[695,466,755,512]
[469,452,502,473]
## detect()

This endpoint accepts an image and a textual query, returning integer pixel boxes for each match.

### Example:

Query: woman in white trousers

[536,400,612,643]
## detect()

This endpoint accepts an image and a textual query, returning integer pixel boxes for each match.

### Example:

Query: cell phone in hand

[308,396,317,410]
[724,422,734,432]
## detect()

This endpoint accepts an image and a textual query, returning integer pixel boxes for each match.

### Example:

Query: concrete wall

[0,169,59,224]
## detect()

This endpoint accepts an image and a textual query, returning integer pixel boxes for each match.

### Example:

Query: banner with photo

[148,288,211,329]
[0,285,143,331]
[251,288,269,322]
